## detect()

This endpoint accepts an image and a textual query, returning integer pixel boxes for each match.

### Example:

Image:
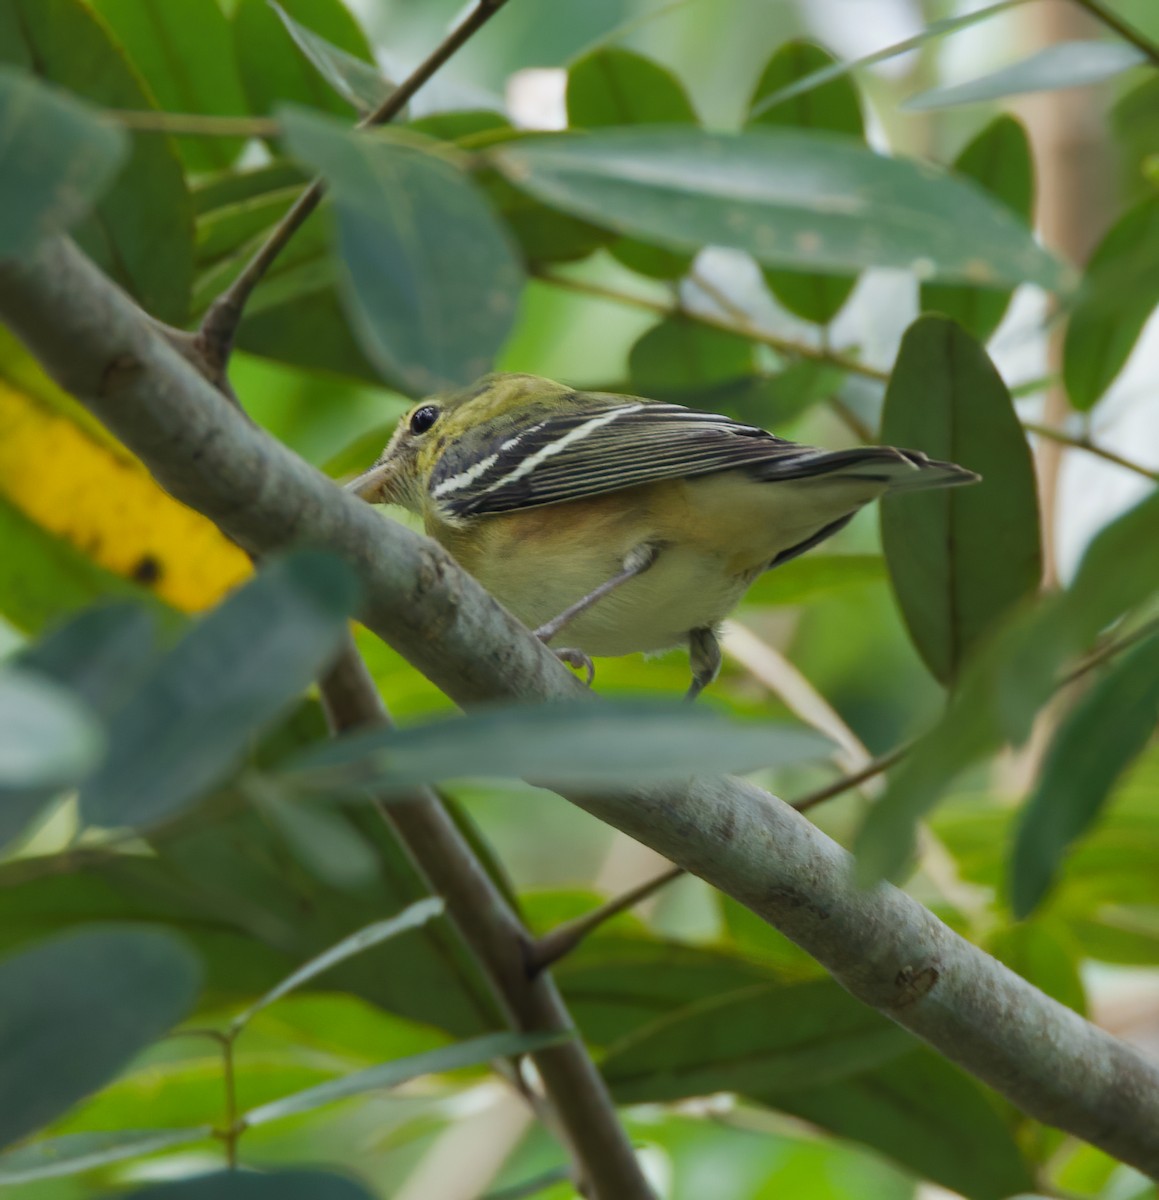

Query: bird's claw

[553,647,595,686]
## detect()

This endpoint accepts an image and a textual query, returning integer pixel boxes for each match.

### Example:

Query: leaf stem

[1022,421,1159,482]
[529,865,685,970]
[1068,0,1159,66]
[196,0,512,375]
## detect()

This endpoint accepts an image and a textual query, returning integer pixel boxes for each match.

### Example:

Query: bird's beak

[345,459,394,502]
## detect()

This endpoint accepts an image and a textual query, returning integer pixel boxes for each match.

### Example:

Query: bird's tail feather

[752,446,979,492]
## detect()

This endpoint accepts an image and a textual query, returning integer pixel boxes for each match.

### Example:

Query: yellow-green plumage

[350,373,977,693]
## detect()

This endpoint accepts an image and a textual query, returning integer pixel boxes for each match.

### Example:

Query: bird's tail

[752,445,979,492]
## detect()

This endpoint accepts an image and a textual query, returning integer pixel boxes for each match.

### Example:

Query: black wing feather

[430,400,824,518]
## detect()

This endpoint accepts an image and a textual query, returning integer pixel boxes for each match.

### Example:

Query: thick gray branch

[3,238,1158,1177]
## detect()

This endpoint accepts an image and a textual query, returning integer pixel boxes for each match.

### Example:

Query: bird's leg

[534,543,659,644]
[535,544,660,687]
[685,627,722,702]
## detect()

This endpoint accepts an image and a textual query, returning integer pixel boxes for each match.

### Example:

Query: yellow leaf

[0,380,250,613]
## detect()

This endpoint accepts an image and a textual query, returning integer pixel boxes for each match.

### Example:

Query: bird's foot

[552,646,595,687]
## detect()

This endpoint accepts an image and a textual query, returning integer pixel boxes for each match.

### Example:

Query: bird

[348,372,977,699]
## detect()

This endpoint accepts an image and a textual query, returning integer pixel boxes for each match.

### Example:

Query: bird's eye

[409,404,440,435]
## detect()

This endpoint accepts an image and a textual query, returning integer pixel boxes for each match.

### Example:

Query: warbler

[349,373,977,698]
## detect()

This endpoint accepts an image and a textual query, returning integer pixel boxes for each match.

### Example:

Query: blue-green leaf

[0,927,200,1149]
[492,128,1072,292]
[244,1030,569,1125]
[0,667,102,791]
[0,67,126,258]
[270,0,392,115]
[904,41,1147,111]
[119,1170,379,1200]
[282,700,833,795]
[281,108,524,393]
[80,552,360,829]
[230,898,446,1031]
[0,1128,210,1184]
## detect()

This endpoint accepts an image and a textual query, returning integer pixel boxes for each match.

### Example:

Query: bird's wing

[427,399,828,518]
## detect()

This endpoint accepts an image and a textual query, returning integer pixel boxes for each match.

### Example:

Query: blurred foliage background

[1,0,1158,1197]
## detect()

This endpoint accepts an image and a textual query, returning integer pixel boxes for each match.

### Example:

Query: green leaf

[282,700,832,795]
[90,0,249,173]
[244,1030,568,1126]
[0,666,102,791]
[747,40,862,324]
[270,0,392,115]
[921,116,1034,341]
[0,68,126,258]
[754,1047,1035,1200]
[230,897,446,1031]
[121,1170,379,1200]
[566,47,697,280]
[0,800,503,1038]
[492,128,1072,292]
[1063,195,1159,410]
[250,780,381,889]
[552,934,777,1046]
[743,554,885,608]
[602,980,913,1104]
[0,1128,210,1184]
[628,316,757,390]
[0,497,164,635]
[0,926,201,1149]
[858,489,1159,883]
[881,315,1041,685]
[904,41,1147,111]
[1010,633,1159,918]
[195,185,300,268]
[987,922,1087,1014]
[1065,488,1159,640]
[747,0,1026,117]
[281,109,524,393]
[0,0,194,323]
[80,551,360,830]
[192,160,310,215]
[567,46,696,126]
[1111,75,1159,199]
[233,0,376,121]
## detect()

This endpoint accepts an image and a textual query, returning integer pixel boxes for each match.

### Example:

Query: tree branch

[318,640,654,1200]
[4,236,1159,1177]
[196,0,512,375]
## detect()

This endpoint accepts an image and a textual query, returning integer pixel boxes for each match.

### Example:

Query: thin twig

[197,0,512,373]
[220,1034,240,1169]
[1023,421,1159,482]
[1059,615,1159,688]
[535,269,890,382]
[1068,0,1159,66]
[529,866,685,971]
[790,741,913,813]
